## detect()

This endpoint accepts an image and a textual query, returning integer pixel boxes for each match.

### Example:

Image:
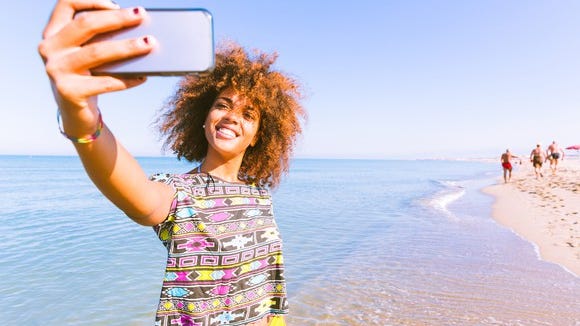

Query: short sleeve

[149,173,173,185]
[149,173,178,242]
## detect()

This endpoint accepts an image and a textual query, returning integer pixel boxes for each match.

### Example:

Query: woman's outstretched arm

[38,0,174,226]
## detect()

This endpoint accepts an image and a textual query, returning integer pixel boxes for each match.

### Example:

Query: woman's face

[204,88,260,160]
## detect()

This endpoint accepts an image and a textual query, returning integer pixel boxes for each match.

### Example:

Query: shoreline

[483,157,580,277]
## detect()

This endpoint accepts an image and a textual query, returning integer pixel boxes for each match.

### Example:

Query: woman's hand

[38,0,154,134]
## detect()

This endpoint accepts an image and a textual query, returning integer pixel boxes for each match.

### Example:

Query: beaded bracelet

[56,108,104,144]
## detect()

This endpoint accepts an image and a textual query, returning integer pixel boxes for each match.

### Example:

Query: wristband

[57,109,103,144]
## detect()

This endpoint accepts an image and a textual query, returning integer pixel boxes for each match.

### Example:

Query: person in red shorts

[500,149,520,183]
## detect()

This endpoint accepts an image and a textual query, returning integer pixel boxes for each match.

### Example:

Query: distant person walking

[530,143,546,179]
[546,140,565,175]
[500,149,520,183]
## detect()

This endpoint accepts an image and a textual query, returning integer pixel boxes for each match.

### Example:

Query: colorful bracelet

[56,108,104,144]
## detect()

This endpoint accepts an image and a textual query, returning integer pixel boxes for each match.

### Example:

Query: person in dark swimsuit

[546,141,565,175]
[530,143,546,179]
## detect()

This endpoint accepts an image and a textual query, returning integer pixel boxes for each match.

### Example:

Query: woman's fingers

[80,34,155,72]
[48,34,154,75]
[39,1,155,109]
[43,0,120,39]
[52,73,147,111]
[61,75,146,99]
[40,7,147,60]
[67,7,146,47]
[45,34,154,105]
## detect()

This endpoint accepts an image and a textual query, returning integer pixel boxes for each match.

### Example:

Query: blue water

[0,156,578,325]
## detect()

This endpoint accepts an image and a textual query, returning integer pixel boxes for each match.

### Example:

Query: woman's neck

[199,156,243,183]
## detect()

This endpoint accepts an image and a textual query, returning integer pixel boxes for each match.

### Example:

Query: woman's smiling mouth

[216,126,238,139]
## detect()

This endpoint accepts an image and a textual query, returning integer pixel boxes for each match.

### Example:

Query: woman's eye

[215,102,229,110]
[244,112,258,121]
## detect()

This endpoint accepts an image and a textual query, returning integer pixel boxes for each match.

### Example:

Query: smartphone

[84,8,214,76]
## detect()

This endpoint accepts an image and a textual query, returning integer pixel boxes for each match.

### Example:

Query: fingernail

[141,35,156,48]
[133,7,140,15]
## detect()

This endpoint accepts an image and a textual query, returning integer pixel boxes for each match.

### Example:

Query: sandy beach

[484,156,580,277]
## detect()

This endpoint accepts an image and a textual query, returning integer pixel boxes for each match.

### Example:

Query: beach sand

[483,157,580,277]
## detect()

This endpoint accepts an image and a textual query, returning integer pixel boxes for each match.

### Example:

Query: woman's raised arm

[38,0,174,226]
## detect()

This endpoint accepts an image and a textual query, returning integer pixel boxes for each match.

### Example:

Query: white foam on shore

[498,223,579,278]
[425,181,466,219]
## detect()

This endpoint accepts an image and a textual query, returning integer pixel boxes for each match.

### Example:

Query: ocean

[0,156,578,325]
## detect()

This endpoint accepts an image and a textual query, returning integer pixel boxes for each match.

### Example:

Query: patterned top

[150,173,288,326]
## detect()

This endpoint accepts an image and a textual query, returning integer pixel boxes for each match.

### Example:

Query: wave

[423,180,466,218]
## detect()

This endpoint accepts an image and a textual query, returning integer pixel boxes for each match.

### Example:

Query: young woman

[38,1,306,325]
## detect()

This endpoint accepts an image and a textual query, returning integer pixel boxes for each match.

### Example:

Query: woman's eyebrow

[215,96,234,105]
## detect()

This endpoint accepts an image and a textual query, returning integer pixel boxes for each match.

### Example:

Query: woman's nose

[223,109,242,123]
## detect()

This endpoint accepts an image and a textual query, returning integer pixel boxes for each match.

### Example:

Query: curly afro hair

[157,42,306,188]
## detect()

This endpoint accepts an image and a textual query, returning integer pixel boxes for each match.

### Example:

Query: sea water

[0,156,578,325]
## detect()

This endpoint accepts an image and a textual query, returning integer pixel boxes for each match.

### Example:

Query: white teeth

[218,127,236,138]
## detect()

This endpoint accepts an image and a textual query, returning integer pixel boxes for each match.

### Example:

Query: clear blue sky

[3,0,580,159]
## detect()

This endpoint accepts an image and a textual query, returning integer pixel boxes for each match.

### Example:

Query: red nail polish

[143,36,149,45]
[133,7,140,14]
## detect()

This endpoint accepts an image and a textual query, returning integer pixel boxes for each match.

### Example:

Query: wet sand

[484,157,580,276]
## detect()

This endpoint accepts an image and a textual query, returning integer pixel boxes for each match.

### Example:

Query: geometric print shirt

[150,173,288,326]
